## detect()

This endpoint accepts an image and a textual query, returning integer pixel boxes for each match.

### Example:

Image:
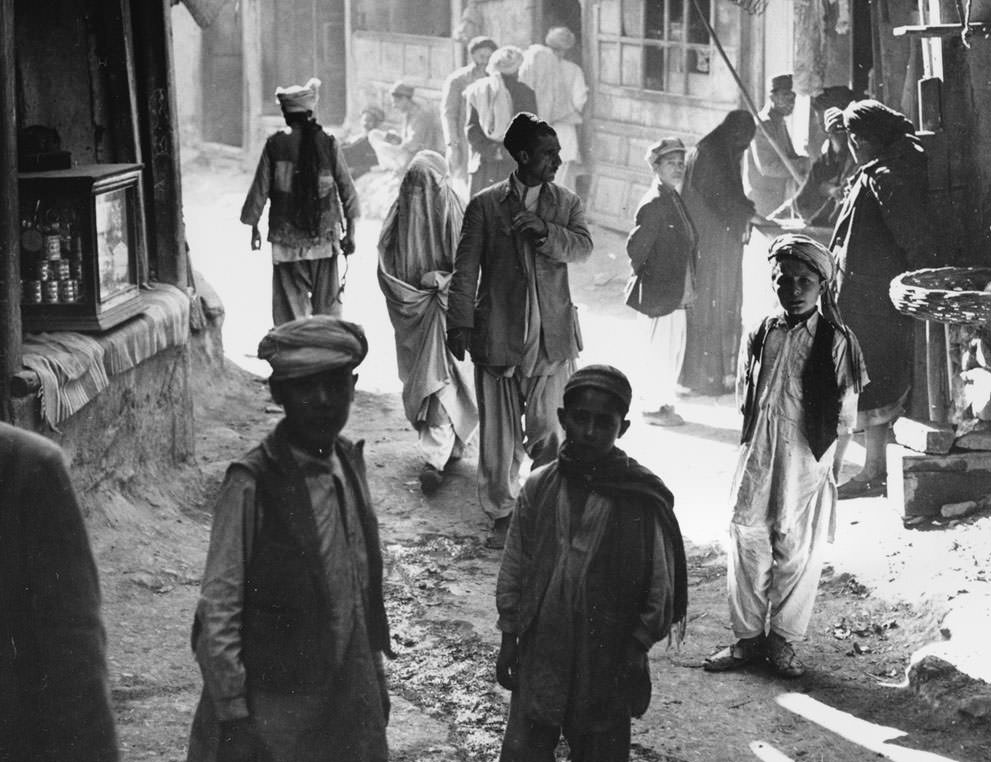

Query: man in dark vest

[187,316,392,762]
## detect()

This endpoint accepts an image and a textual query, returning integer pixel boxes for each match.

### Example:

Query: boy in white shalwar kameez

[704,233,868,677]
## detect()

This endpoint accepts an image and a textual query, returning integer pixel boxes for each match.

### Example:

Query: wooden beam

[131,0,187,288]
[893,22,991,37]
[0,0,20,423]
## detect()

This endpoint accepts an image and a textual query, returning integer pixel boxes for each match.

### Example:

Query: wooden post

[131,0,187,288]
[0,0,20,423]
[241,0,263,166]
[926,319,949,423]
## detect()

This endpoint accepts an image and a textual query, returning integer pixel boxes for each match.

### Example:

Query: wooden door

[201,1,243,146]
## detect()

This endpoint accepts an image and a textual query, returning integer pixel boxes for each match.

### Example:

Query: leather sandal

[703,635,765,672]
[764,632,806,678]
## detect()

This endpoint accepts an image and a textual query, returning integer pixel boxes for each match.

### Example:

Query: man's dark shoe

[485,515,510,550]
[642,405,685,427]
[703,634,765,672]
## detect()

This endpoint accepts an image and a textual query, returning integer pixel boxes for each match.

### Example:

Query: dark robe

[829,134,935,417]
[679,116,756,395]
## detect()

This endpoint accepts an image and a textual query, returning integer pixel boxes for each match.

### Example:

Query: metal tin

[71,258,84,281]
[36,260,51,282]
[22,279,42,304]
[59,279,78,303]
[56,258,70,281]
[44,234,61,259]
[43,279,60,303]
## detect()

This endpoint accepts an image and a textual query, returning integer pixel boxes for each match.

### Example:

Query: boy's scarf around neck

[557,446,689,641]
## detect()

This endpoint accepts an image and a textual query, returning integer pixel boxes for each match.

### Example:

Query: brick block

[887,444,991,518]
[892,417,955,454]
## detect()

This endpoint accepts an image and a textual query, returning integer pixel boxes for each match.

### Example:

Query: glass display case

[19,163,147,332]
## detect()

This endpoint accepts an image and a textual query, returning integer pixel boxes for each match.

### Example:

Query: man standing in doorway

[441,36,498,189]
[241,77,360,325]
[745,74,810,217]
[447,113,593,549]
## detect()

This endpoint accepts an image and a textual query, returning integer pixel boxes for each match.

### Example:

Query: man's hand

[384,131,402,146]
[496,632,520,691]
[511,211,548,241]
[446,327,469,362]
[340,234,355,257]
[217,717,262,762]
[250,226,262,251]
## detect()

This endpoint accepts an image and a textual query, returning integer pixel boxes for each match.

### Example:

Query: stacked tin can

[21,220,83,305]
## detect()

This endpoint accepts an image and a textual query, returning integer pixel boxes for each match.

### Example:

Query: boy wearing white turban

[187,316,392,762]
[704,234,867,678]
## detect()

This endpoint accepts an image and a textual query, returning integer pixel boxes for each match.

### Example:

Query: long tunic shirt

[497,461,677,730]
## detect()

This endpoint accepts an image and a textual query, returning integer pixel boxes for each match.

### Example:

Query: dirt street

[85,156,991,761]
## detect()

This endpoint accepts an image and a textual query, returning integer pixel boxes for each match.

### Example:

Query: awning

[176,0,234,29]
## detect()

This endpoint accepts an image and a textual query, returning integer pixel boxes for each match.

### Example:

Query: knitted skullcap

[258,316,367,381]
[564,364,633,413]
[468,35,498,54]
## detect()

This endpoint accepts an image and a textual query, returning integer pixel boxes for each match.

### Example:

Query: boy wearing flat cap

[625,137,698,427]
[495,364,687,761]
[241,78,360,326]
[187,316,392,762]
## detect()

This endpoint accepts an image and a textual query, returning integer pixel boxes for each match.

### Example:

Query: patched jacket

[448,178,593,366]
[240,127,360,249]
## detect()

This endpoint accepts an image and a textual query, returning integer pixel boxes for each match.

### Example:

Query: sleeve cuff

[631,627,654,652]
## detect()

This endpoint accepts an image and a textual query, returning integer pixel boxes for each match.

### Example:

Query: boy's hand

[250,226,262,251]
[496,633,520,691]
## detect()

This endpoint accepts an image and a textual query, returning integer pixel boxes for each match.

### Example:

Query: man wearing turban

[464,45,538,195]
[241,78,361,326]
[441,36,498,190]
[519,27,588,191]
[187,316,393,762]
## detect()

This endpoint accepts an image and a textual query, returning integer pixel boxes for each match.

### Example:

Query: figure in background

[378,151,479,495]
[625,138,698,427]
[496,365,688,762]
[0,422,119,762]
[187,317,393,762]
[704,235,866,677]
[807,85,855,173]
[447,113,593,549]
[464,46,538,197]
[342,105,386,180]
[680,110,766,396]
[745,74,811,218]
[441,36,498,189]
[518,27,588,192]
[793,107,857,227]
[241,78,360,325]
[830,100,936,499]
[384,81,443,170]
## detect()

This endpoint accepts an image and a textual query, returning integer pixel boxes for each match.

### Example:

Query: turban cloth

[275,77,320,113]
[468,35,497,54]
[545,26,576,51]
[258,316,368,381]
[645,137,686,167]
[487,45,524,75]
[812,85,854,113]
[564,364,633,413]
[823,107,845,134]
